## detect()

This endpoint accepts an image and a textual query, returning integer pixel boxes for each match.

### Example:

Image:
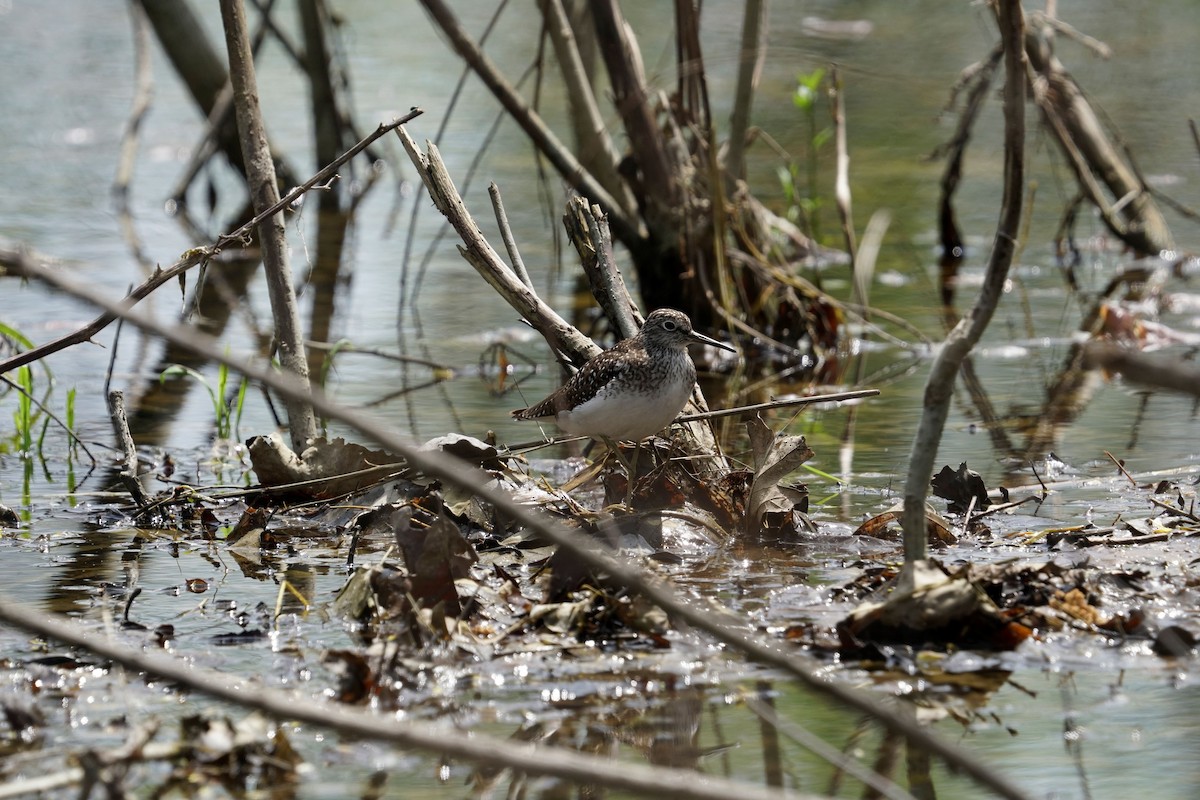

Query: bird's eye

[662,320,677,331]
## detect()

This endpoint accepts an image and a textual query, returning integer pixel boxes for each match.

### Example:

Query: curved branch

[901,0,1026,559]
[538,0,637,218]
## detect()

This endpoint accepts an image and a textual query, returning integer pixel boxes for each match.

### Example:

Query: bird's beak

[689,330,736,353]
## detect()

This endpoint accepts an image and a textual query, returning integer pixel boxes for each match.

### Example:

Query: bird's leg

[625,440,641,509]
[599,436,637,509]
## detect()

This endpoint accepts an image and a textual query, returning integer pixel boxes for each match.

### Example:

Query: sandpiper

[511,308,734,442]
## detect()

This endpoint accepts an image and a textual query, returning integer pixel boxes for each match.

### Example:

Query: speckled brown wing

[512,339,646,421]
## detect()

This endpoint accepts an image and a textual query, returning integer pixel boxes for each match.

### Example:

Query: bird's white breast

[556,370,694,441]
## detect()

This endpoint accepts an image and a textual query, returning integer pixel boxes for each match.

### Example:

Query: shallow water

[4,1,1200,797]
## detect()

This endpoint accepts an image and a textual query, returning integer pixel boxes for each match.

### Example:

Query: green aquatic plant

[159,361,248,441]
[65,387,77,455]
[0,323,43,458]
[777,67,831,242]
[12,366,33,456]
[1,324,90,469]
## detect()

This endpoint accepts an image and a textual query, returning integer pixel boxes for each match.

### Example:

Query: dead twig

[1104,450,1138,487]
[0,110,423,378]
[395,127,598,367]
[1149,496,1200,525]
[489,183,534,290]
[107,390,151,509]
[1081,342,1200,398]
[677,389,879,424]
[220,0,316,448]
[304,340,454,374]
[901,0,1026,560]
[561,197,640,339]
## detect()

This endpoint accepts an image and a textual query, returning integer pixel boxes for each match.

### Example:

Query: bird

[511,308,734,442]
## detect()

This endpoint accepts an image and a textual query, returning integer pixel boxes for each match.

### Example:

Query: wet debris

[246,432,509,502]
[853,503,958,546]
[0,666,301,797]
[391,503,479,617]
[1152,625,1197,657]
[832,551,1200,659]
[839,560,1031,652]
[743,416,816,540]
[930,462,991,514]
[852,461,1012,546]
[170,713,303,795]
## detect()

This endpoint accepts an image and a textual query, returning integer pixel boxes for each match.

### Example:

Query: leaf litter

[3,427,1200,795]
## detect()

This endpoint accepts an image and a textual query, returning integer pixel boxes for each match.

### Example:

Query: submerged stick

[107,390,150,509]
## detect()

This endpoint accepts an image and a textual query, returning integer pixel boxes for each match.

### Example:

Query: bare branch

[901,0,1027,559]
[488,182,533,289]
[538,0,636,218]
[1081,343,1200,397]
[395,127,599,366]
[417,0,644,246]
[107,390,151,509]
[561,198,640,339]
[726,0,767,182]
[220,0,317,447]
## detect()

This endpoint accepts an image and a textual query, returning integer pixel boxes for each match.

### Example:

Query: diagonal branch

[0,110,422,378]
[590,0,679,218]
[395,127,599,366]
[538,0,637,219]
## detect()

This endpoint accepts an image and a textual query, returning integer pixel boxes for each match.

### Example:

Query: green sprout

[160,362,248,441]
[779,68,832,241]
[13,366,34,455]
